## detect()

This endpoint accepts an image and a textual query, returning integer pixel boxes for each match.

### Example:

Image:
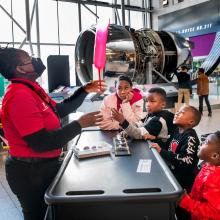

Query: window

[162,0,169,6]
[130,11,143,29]
[59,2,79,44]
[38,0,58,43]
[81,5,97,30]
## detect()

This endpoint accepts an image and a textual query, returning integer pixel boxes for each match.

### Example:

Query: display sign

[158,0,220,37]
[172,18,219,37]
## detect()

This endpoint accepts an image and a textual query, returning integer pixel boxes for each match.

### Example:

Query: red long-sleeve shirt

[180,163,220,220]
[2,79,61,158]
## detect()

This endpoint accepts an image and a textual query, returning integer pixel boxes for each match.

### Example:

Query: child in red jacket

[180,131,220,220]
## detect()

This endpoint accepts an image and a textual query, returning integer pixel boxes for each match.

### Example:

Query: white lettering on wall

[175,23,213,35]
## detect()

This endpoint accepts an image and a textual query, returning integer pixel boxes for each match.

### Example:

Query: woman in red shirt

[0,47,105,220]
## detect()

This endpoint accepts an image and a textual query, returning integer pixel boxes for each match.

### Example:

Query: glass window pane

[0,0,13,42]
[97,6,113,24]
[9,0,39,43]
[21,44,36,55]
[81,4,97,30]
[130,11,143,29]
[38,0,58,43]
[59,2,79,44]
[12,0,27,42]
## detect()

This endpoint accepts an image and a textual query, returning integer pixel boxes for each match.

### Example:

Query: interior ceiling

[57,0,146,11]
[84,0,144,7]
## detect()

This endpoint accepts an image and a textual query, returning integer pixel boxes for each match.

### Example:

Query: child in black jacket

[111,87,175,148]
[150,104,201,220]
[151,104,201,190]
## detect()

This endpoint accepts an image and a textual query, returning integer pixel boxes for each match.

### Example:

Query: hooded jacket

[175,70,191,89]
[160,128,200,190]
[180,163,220,220]
[99,89,143,130]
[120,110,175,147]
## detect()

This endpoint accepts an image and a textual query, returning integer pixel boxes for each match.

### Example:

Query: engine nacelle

[75,24,192,85]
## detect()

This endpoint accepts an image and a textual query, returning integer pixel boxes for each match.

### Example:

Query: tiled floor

[0,93,220,220]
[0,154,23,220]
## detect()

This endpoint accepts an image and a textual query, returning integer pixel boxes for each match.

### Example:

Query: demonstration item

[113,132,131,156]
[73,141,112,159]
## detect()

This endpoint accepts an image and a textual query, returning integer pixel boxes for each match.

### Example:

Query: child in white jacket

[99,75,143,130]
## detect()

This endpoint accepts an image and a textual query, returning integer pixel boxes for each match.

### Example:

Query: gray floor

[0,93,220,220]
[0,154,23,220]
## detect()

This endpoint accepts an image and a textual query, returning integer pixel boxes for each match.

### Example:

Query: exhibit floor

[0,94,220,220]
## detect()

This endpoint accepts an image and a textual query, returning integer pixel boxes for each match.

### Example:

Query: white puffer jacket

[99,93,144,130]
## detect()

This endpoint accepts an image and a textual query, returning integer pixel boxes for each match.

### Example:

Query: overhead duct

[201,32,220,76]
[75,24,192,85]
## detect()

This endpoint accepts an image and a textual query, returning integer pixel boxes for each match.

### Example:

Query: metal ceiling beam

[25,0,31,41]
[115,7,121,25]
[127,0,131,26]
[36,0,41,58]
[78,1,82,32]
[146,0,152,28]
[53,0,149,12]
[0,4,26,34]
[82,3,99,19]
[19,0,37,54]
[121,0,125,26]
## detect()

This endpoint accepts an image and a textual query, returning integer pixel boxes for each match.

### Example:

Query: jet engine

[75,24,192,85]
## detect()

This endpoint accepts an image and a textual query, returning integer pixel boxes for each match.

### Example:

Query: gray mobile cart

[45,130,183,220]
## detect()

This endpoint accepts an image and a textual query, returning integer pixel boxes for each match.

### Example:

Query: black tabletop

[45,130,182,204]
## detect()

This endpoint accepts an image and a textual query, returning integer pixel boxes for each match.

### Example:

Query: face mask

[31,58,46,77]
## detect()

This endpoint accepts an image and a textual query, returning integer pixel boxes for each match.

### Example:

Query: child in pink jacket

[179,131,220,220]
[99,75,143,130]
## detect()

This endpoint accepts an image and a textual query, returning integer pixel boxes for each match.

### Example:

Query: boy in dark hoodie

[111,87,175,148]
[150,104,201,220]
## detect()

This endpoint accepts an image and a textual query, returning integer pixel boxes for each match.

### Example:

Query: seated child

[111,87,175,148]
[150,105,201,191]
[179,131,220,220]
[150,104,201,220]
[99,75,143,130]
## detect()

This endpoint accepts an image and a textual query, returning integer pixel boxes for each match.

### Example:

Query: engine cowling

[75,24,192,85]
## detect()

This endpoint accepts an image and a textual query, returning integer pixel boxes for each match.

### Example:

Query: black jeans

[5,157,61,220]
[199,95,212,114]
